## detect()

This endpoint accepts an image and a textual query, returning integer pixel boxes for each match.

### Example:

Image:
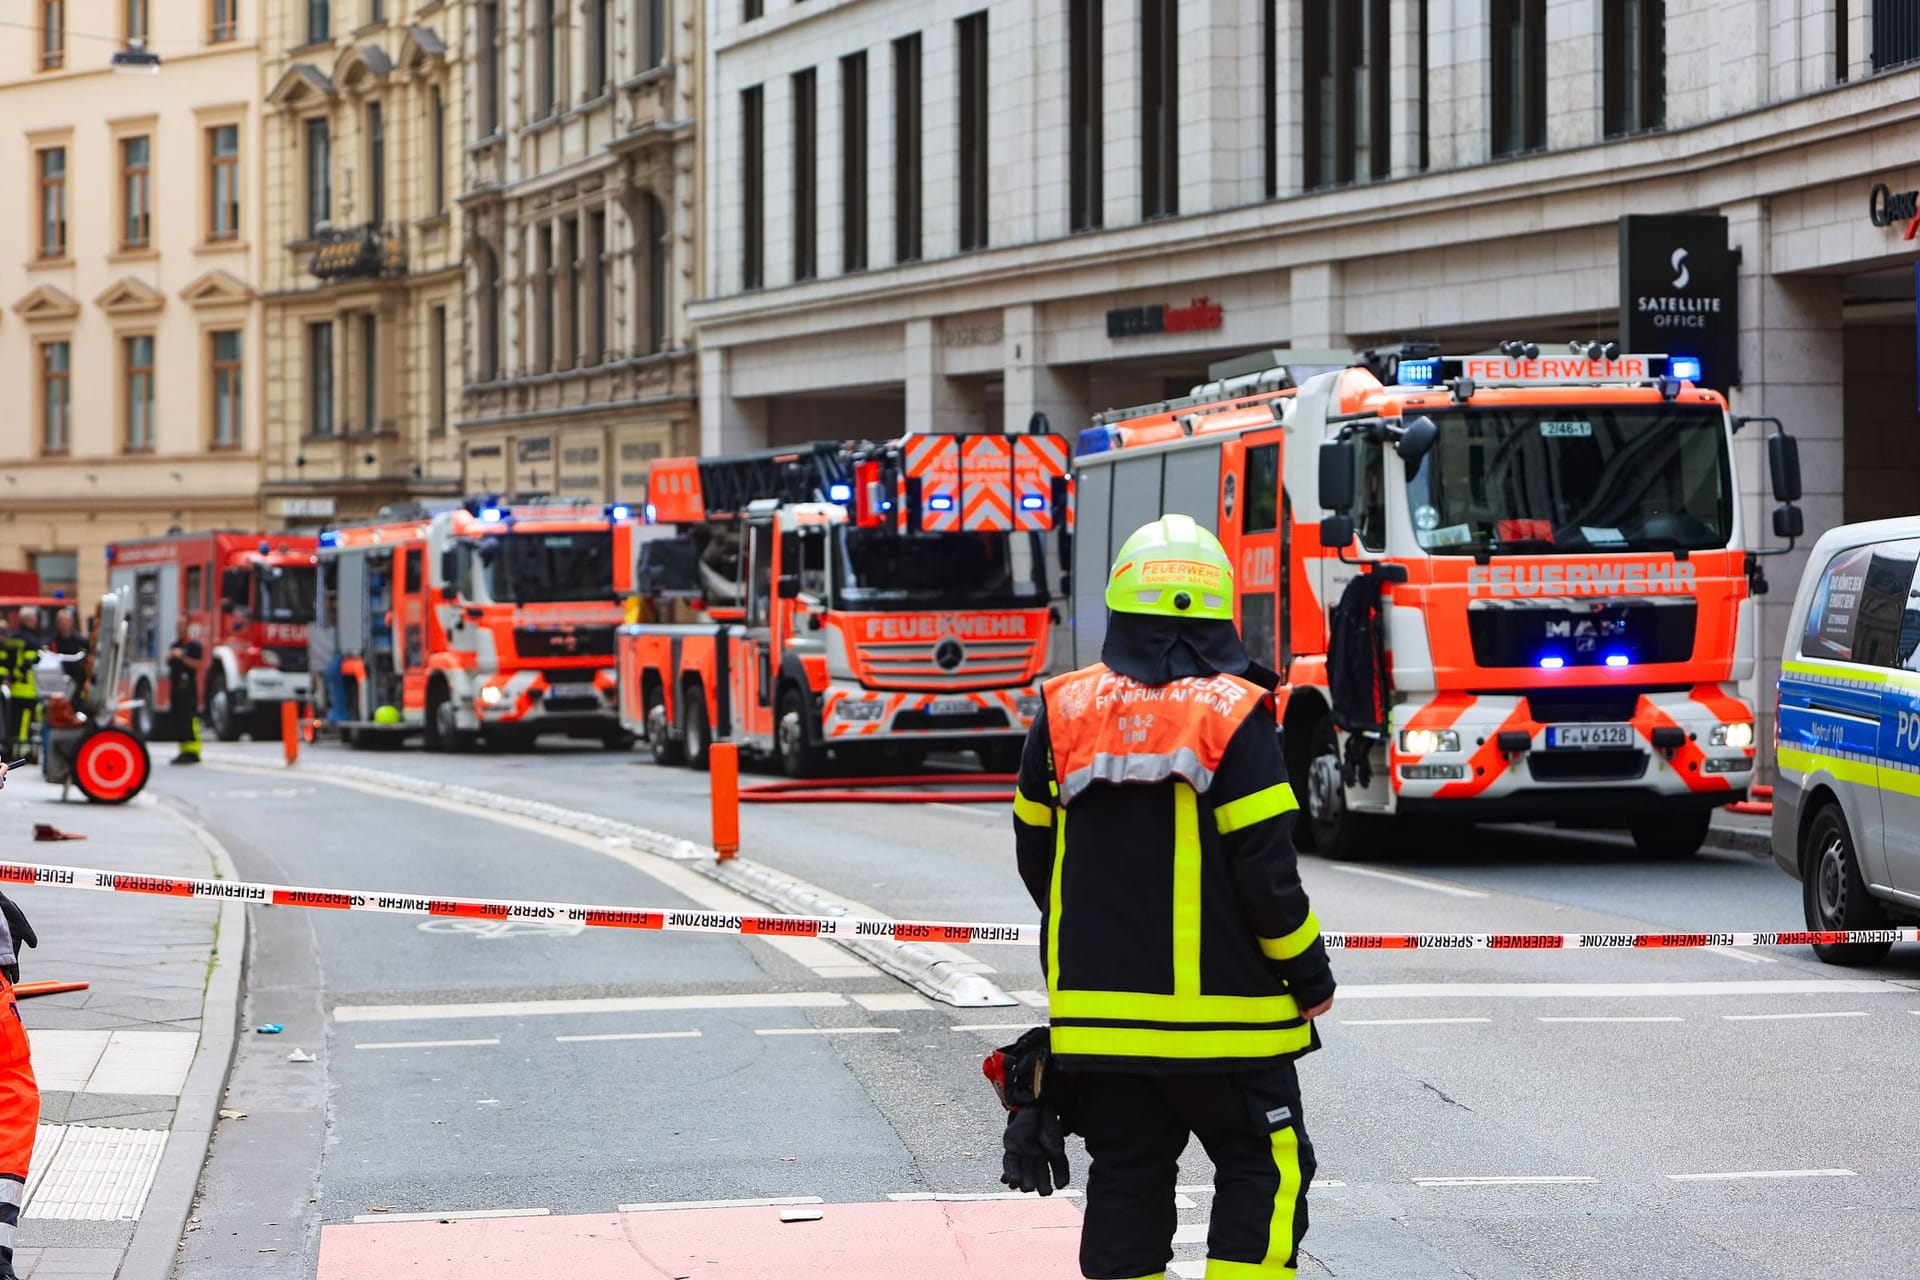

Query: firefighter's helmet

[1105,515,1235,621]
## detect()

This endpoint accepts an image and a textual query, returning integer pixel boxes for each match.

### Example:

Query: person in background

[308,612,350,724]
[10,611,42,654]
[0,621,28,764]
[50,610,87,694]
[0,761,40,1280]
[166,613,205,765]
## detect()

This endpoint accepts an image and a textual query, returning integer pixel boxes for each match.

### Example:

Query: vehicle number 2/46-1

[1546,723,1633,749]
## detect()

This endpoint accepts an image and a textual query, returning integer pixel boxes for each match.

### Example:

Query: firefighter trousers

[0,974,40,1274]
[1074,1063,1313,1280]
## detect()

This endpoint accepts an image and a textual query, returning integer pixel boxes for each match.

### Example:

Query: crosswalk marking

[332,991,847,1023]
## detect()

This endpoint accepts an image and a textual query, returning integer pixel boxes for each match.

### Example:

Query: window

[588,0,610,93]
[38,147,67,258]
[1837,0,1850,81]
[741,85,764,289]
[639,0,665,68]
[841,52,868,271]
[1604,0,1665,136]
[308,322,335,435]
[1262,0,1276,197]
[744,0,762,18]
[366,100,386,223]
[125,0,148,42]
[1490,0,1546,157]
[208,125,240,239]
[537,225,555,369]
[589,209,608,362]
[792,68,817,281]
[1355,436,1387,551]
[539,0,559,116]
[306,0,329,44]
[428,88,445,213]
[566,216,582,367]
[40,0,63,69]
[1140,0,1178,218]
[1802,541,1920,667]
[211,330,242,448]
[893,34,922,263]
[40,342,71,454]
[1304,0,1390,189]
[430,305,447,432]
[478,1,501,135]
[211,0,238,40]
[1242,444,1279,534]
[124,335,156,451]
[476,243,502,380]
[121,136,151,249]
[369,0,384,20]
[1070,0,1103,229]
[1874,0,1920,70]
[360,314,377,430]
[957,13,989,252]
[645,193,668,353]
[36,553,80,602]
[304,118,331,234]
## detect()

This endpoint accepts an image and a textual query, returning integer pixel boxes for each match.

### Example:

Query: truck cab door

[739,518,777,745]
[1228,432,1286,676]
[398,546,427,713]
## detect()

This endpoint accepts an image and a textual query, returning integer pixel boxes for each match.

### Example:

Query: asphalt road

[158,739,1920,1279]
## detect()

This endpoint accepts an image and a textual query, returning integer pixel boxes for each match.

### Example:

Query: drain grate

[26,1125,169,1220]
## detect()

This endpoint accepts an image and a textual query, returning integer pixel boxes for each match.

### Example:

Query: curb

[199,751,1018,1008]
[119,799,248,1280]
[1705,821,1771,857]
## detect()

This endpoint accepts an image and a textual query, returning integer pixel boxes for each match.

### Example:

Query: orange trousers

[0,974,37,1270]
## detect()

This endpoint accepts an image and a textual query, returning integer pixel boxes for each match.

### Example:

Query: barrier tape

[4,860,1915,952]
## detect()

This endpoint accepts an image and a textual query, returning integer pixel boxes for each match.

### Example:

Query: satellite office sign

[1619,214,1738,392]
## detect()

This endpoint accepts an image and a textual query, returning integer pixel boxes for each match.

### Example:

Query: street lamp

[111,41,161,74]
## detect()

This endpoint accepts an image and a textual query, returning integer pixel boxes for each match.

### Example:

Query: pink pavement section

[318,1198,1087,1278]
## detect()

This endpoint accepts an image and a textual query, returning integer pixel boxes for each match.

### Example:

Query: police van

[1774,517,1920,964]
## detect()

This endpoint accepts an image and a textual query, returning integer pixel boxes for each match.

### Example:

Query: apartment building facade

[260,0,467,525]
[0,0,265,605]
[457,0,701,504]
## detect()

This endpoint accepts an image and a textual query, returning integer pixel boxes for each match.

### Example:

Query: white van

[1772,517,1920,964]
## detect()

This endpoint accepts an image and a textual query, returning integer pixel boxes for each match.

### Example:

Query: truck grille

[515,625,616,659]
[851,639,1039,692]
[270,647,310,674]
[891,707,1011,733]
[1526,749,1649,783]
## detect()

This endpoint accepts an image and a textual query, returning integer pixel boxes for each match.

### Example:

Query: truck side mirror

[220,567,250,608]
[1768,433,1802,503]
[1320,514,1355,549]
[1395,415,1439,464]
[1318,440,1356,513]
[1772,504,1804,540]
[776,574,802,600]
[440,547,461,586]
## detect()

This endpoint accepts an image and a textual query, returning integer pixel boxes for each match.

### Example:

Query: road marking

[333,992,847,1023]
[353,1038,499,1051]
[1666,1168,1856,1181]
[1538,1016,1685,1023]
[554,1030,703,1043]
[753,1026,901,1037]
[1340,1017,1492,1026]
[619,1196,825,1212]
[926,802,1004,819]
[1009,990,1050,1008]
[1413,1176,1598,1186]
[352,1207,550,1224]
[1175,1181,1342,1193]
[950,1023,1038,1033]
[1703,945,1777,965]
[1320,864,1489,899]
[886,1190,1083,1202]
[851,992,934,1012]
[1337,980,1908,1000]
[1721,1010,1869,1021]
[1173,1223,1207,1245]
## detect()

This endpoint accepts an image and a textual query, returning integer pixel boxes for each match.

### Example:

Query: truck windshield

[479,531,615,603]
[257,565,317,622]
[1406,405,1732,555]
[832,529,1047,611]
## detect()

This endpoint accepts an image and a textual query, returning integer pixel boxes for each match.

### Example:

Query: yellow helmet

[1105,515,1235,621]
[373,704,402,725]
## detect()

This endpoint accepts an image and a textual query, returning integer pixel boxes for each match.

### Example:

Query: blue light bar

[1396,357,1444,386]
[480,507,504,523]
[1538,655,1565,670]
[1668,355,1702,382]
[644,502,658,524]
[828,483,853,502]
[1604,653,1631,668]
[608,504,632,521]
[1020,494,1046,511]
[1077,425,1118,455]
[318,530,339,548]
[928,495,955,511]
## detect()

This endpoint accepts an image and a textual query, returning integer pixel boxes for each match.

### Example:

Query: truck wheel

[1304,713,1386,860]
[1801,803,1894,966]
[426,686,473,753]
[681,686,712,772]
[207,674,242,742]
[602,727,637,751]
[644,696,685,766]
[975,740,1023,775]
[776,688,825,779]
[1630,810,1711,858]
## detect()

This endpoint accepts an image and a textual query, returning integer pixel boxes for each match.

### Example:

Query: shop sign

[277,497,336,518]
[1867,182,1920,239]
[1618,214,1739,392]
[1106,297,1225,339]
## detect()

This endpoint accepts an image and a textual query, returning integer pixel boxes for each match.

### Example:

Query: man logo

[934,639,965,671]
[1670,247,1690,290]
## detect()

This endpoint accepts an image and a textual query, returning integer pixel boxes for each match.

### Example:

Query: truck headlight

[1398,729,1460,756]
[479,685,503,706]
[1401,763,1466,780]
[835,700,885,721]
[258,649,280,668]
[1016,696,1043,719]
[1710,722,1753,749]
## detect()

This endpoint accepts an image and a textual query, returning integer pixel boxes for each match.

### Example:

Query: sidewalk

[3,769,244,1280]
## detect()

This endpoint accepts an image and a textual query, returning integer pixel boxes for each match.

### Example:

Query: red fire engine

[107,531,318,740]
[617,434,1069,775]
[315,498,636,750]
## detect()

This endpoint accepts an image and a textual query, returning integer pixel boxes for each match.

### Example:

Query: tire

[73,728,150,804]
[776,687,825,779]
[1801,804,1894,966]
[644,695,685,766]
[1303,713,1386,860]
[131,681,156,739]
[602,727,637,751]
[426,683,474,753]
[681,685,712,772]
[1629,809,1711,858]
[207,674,242,742]
[975,740,1024,775]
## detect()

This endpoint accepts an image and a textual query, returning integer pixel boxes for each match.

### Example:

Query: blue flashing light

[1020,494,1047,511]
[1077,425,1118,455]
[1538,655,1566,670]
[928,494,956,511]
[1604,652,1631,668]
[1396,357,1444,387]
[258,540,272,555]
[644,502,658,524]
[1668,355,1703,382]
[480,507,505,523]
[828,483,853,502]
[608,503,632,521]
[318,530,339,548]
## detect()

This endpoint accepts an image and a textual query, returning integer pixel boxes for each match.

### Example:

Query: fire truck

[314,497,636,750]
[107,531,318,741]
[1072,344,1805,857]
[617,434,1069,775]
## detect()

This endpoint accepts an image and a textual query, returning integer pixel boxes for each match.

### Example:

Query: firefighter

[0,620,31,764]
[165,613,205,765]
[1008,515,1336,1280]
[0,761,40,1280]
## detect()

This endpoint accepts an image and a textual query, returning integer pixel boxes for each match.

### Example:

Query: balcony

[308,222,407,281]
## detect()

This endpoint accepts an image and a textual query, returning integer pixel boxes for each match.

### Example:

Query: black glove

[0,892,36,985]
[1001,1102,1070,1196]
[987,1027,1073,1196]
